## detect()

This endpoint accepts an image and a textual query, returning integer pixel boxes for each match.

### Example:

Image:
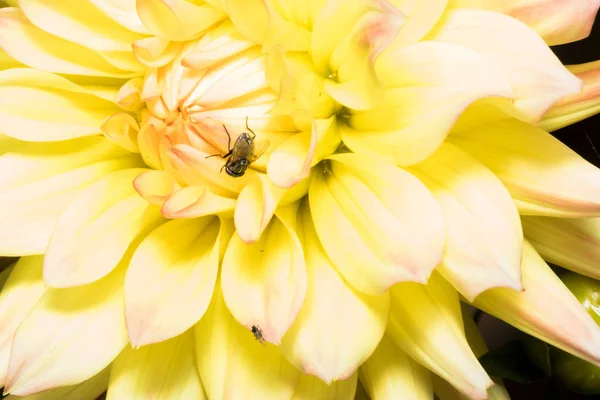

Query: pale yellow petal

[89,0,150,34]
[136,0,226,41]
[385,0,448,50]
[407,143,523,301]
[0,68,122,141]
[125,217,223,346]
[450,118,600,217]
[0,8,133,77]
[450,0,600,46]
[194,285,301,400]
[388,272,492,399]
[541,60,600,132]
[101,113,141,153]
[5,367,110,400]
[293,373,357,400]
[44,168,163,288]
[0,48,23,69]
[474,241,600,366]
[359,334,433,400]
[281,202,389,382]
[522,216,600,280]
[107,331,205,400]
[132,36,182,68]
[0,138,141,256]
[222,207,307,344]
[0,257,46,388]
[160,185,237,219]
[431,9,582,121]
[309,154,445,295]
[132,169,178,205]
[224,0,269,44]
[343,41,512,166]
[4,264,129,396]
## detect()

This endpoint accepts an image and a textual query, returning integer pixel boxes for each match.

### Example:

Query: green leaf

[479,340,546,384]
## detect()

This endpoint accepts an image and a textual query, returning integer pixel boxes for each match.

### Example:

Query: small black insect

[251,325,266,345]
[206,117,269,178]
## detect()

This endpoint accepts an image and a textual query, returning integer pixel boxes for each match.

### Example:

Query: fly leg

[206,124,234,159]
[246,116,256,139]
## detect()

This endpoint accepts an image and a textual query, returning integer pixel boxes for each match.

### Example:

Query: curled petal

[194,286,301,400]
[407,143,523,301]
[343,41,512,166]
[161,185,236,219]
[0,68,122,141]
[0,8,132,77]
[125,217,222,346]
[309,153,445,295]
[43,168,163,288]
[280,203,389,383]
[101,112,141,153]
[541,60,600,132]
[4,264,129,396]
[450,118,600,217]
[431,9,582,121]
[223,0,269,44]
[388,272,493,399]
[133,169,178,206]
[136,0,225,41]
[0,257,46,388]
[359,335,433,400]
[132,36,183,68]
[385,0,448,50]
[293,373,358,400]
[522,216,600,280]
[222,206,307,344]
[108,331,205,399]
[116,77,144,111]
[474,241,600,366]
[451,0,600,45]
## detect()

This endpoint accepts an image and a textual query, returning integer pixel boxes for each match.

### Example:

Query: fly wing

[248,140,270,163]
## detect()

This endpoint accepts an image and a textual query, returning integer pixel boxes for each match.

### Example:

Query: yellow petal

[268,117,340,189]
[384,0,448,50]
[281,202,389,382]
[160,185,237,219]
[343,41,512,166]
[4,263,129,396]
[0,263,13,289]
[107,331,205,400]
[224,0,269,44]
[474,240,600,366]
[194,285,301,400]
[450,117,600,217]
[0,48,23,69]
[0,68,122,141]
[222,206,307,344]
[0,8,133,77]
[132,36,182,69]
[101,112,141,153]
[89,0,150,34]
[522,216,600,281]
[541,60,600,132]
[308,154,445,295]
[430,9,581,121]
[359,334,433,400]
[136,0,226,42]
[388,272,493,399]
[0,139,141,256]
[407,143,523,301]
[0,257,46,388]
[18,0,144,52]
[132,169,178,206]
[234,173,287,243]
[293,373,358,400]
[115,77,144,111]
[450,0,600,45]
[43,168,163,288]
[125,217,223,346]
[4,367,110,400]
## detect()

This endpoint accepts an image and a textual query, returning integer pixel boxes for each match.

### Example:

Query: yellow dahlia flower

[1,0,600,399]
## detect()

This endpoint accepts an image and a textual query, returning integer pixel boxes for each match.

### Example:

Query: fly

[206,117,269,178]
[251,325,266,345]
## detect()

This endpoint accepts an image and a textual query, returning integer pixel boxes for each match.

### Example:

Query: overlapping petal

[125,217,225,346]
[387,272,493,399]
[342,41,513,166]
[281,203,389,383]
[43,168,163,288]
[407,143,523,301]
[450,117,600,217]
[430,9,582,121]
[108,331,205,399]
[222,205,306,344]
[293,373,358,400]
[474,241,600,366]
[4,263,129,396]
[194,285,301,399]
[522,216,600,280]
[89,0,149,34]
[308,153,445,295]
[450,0,600,45]
[359,335,433,400]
